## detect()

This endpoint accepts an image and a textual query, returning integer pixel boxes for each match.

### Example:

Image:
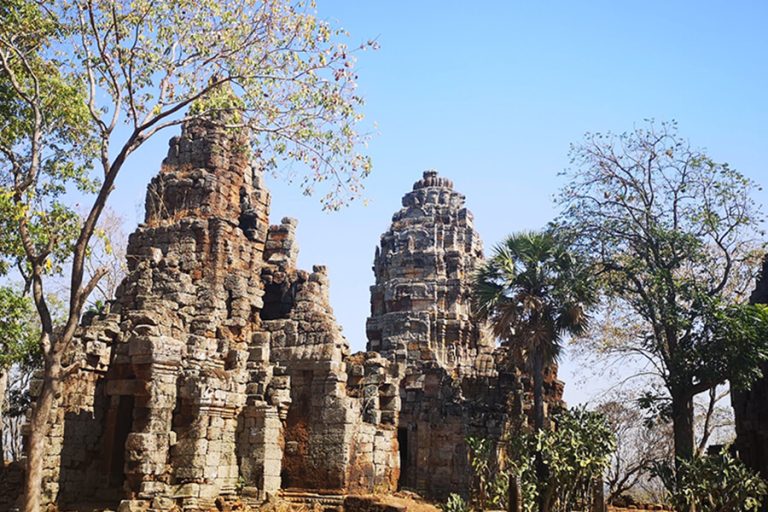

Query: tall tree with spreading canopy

[473,231,595,512]
[0,0,375,509]
[557,121,768,475]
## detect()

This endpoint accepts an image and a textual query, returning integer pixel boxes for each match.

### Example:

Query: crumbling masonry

[12,118,564,510]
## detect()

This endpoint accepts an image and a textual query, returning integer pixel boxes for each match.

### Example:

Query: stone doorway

[108,394,134,488]
[397,427,410,490]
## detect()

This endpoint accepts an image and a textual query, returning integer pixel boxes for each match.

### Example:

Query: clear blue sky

[113,0,768,404]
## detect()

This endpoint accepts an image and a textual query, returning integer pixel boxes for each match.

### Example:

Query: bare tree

[83,208,128,306]
[3,363,36,462]
[597,394,673,504]
[595,383,734,505]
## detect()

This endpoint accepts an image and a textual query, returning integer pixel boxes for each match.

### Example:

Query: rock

[117,500,149,512]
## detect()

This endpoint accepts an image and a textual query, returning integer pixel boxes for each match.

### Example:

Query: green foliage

[0,286,40,370]
[0,191,86,278]
[636,389,673,427]
[450,408,615,512]
[694,303,768,392]
[473,231,595,387]
[188,82,246,124]
[466,437,508,510]
[635,303,768,423]
[508,407,616,512]
[10,0,374,210]
[84,299,106,316]
[0,0,93,148]
[441,494,470,512]
[0,0,97,278]
[652,449,767,512]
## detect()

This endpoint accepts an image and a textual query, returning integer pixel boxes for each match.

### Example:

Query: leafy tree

[473,231,596,512]
[0,0,374,509]
[556,121,768,476]
[0,287,39,370]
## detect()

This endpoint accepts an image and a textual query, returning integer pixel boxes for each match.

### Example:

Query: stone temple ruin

[11,117,564,510]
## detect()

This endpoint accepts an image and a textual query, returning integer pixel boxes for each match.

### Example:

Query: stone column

[125,334,184,498]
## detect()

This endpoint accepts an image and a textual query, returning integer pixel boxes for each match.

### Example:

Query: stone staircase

[279,489,345,511]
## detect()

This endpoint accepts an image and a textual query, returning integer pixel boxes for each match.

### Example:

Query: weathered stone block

[118,500,149,512]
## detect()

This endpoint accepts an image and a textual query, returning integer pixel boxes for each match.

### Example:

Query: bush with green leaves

[652,449,767,512]
[508,407,616,512]
[441,493,470,512]
[446,407,615,512]
[467,436,509,510]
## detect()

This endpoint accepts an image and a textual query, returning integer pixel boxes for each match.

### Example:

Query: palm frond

[471,262,506,319]
[471,229,596,369]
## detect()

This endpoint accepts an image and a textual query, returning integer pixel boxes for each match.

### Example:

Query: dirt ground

[367,492,441,512]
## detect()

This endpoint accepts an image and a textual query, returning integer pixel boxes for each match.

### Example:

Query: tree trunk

[532,349,549,512]
[670,388,695,512]
[508,473,522,512]
[591,477,606,512]
[24,348,62,512]
[532,350,545,432]
[0,369,7,467]
[670,389,695,463]
[0,369,8,467]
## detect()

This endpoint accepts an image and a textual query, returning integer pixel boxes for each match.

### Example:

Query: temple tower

[366,171,503,497]
[94,115,271,504]
[30,115,400,510]
[366,170,494,371]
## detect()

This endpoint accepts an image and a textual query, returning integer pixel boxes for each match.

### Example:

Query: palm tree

[473,230,595,512]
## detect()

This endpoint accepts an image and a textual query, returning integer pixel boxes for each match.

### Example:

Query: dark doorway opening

[398,427,409,489]
[109,395,134,487]
[260,282,293,320]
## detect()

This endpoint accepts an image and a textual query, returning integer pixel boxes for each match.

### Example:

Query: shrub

[446,407,615,512]
[508,406,616,512]
[652,449,767,512]
[441,493,470,512]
